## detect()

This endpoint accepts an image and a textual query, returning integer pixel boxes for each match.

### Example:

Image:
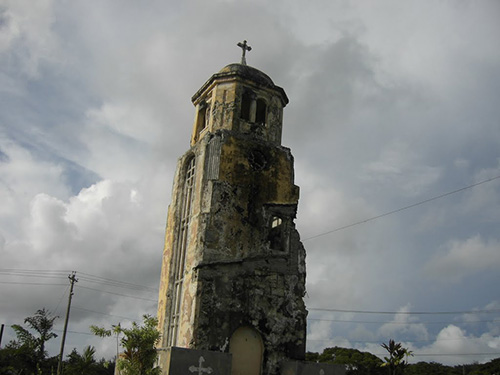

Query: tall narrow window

[269,215,284,251]
[241,91,252,121]
[167,156,195,346]
[198,105,207,132]
[196,99,210,139]
[255,98,267,124]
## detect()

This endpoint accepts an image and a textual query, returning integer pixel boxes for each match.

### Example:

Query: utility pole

[0,323,4,347]
[57,272,78,375]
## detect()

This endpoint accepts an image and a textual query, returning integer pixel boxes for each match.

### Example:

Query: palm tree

[380,339,412,375]
[65,346,98,375]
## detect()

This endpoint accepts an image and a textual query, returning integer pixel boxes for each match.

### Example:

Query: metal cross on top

[237,40,252,65]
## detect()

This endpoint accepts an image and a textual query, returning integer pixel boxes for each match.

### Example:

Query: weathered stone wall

[157,63,306,375]
[193,229,307,375]
[200,131,299,261]
[191,129,306,374]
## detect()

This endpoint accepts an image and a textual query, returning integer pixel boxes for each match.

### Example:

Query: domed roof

[218,63,274,87]
[192,63,288,106]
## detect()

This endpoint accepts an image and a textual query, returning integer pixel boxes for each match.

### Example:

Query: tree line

[2,308,499,375]
[306,345,500,375]
[0,308,160,375]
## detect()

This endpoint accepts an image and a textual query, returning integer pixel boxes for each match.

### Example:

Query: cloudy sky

[1,0,500,366]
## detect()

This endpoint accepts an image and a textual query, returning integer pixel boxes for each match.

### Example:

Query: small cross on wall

[188,356,213,375]
[237,40,252,65]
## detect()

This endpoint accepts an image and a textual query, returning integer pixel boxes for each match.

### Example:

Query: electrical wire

[2,269,498,360]
[51,284,70,317]
[303,174,500,241]
[52,328,100,337]
[411,352,500,357]
[307,317,500,325]
[77,271,158,293]
[0,269,158,293]
[0,269,72,277]
[308,307,500,315]
[72,306,139,321]
[77,285,157,302]
[308,336,494,344]
[0,281,67,286]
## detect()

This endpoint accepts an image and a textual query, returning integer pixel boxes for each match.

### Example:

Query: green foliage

[90,315,160,375]
[12,308,58,360]
[305,347,500,375]
[305,351,319,363]
[381,339,413,375]
[0,308,116,375]
[64,346,114,375]
[0,308,58,375]
[309,346,384,374]
[406,361,460,375]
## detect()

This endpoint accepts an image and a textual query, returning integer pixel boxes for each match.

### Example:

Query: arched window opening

[196,98,211,138]
[272,216,282,228]
[241,91,253,121]
[255,99,267,124]
[269,215,284,251]
[197,105,207,133]
[204,102,211,129]
[167,156,195,346]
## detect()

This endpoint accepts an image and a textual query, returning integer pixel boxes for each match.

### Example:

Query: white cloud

[307,317,355,354]
[0,0,59,76]
[363,141,442,197]
[461,301,500,336]
[416,325,500,366]
[1,176,165,340]
[426,235,500,283]
[378,305,429,342]
[461,160,500,220]
[1,0,500,366]
[0,135,71,239]
[86,103,163,144]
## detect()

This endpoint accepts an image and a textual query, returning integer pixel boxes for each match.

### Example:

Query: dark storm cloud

[1,0,499,365]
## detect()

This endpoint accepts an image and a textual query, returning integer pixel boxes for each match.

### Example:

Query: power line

[0,269,71,276]
[51,329,500,358]
[0,269,158,293]
[308,336,494,344]
[77,272,158,293]
[52,285,70,317]
[77,285,157,302]
[0,281,67,286]
[78,271,157,288]
[303,174,500,241]
[368,352,500,357]
[72,306,139,322]
[411,352,500,357]
[309,307,500,315]
[52,328,100,337]
[307,318,500,325]
[354,352,500,358]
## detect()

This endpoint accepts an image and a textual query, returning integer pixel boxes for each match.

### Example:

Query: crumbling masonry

[157,63,307,375]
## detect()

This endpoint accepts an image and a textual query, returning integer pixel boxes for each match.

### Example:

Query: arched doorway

[229,326,263,375]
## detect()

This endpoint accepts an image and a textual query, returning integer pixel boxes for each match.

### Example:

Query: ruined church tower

[157,44,307,375]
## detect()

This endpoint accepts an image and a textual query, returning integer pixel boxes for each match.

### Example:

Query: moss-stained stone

[157,63,306,375]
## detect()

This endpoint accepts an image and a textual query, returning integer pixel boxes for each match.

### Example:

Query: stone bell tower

[157,43,307,375]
